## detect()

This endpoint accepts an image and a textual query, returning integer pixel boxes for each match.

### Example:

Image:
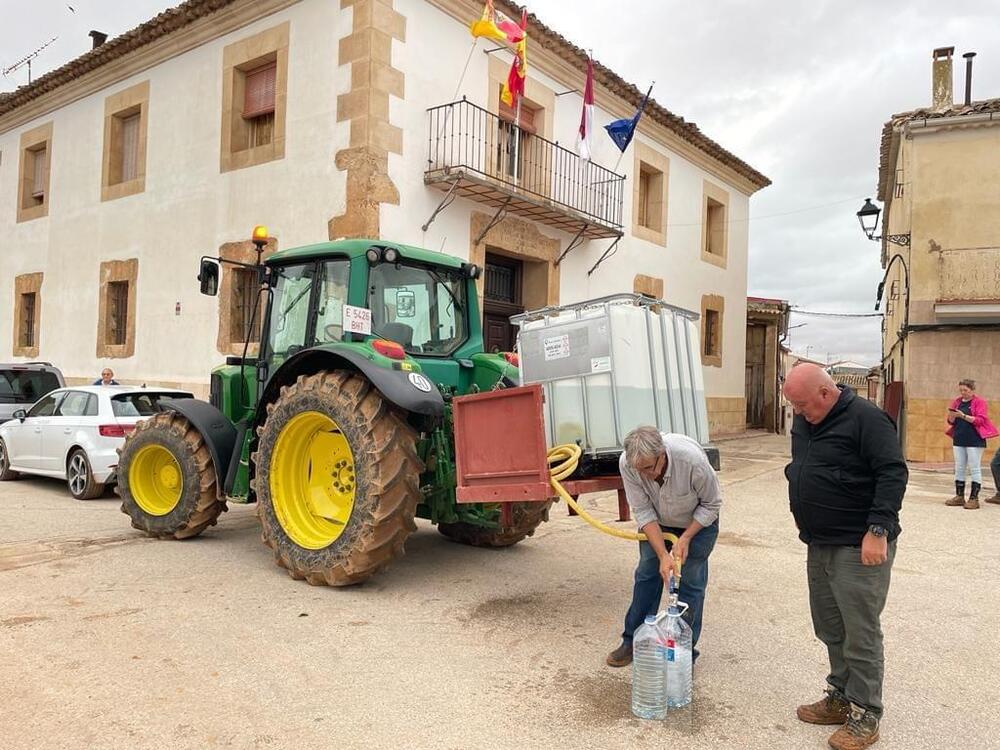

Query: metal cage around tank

[512,294,711,456]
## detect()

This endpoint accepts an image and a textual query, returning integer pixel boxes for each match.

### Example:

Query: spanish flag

[470,1,525,46]
[500,12,528,107]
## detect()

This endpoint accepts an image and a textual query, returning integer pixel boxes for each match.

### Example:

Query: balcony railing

[425,98,624,239]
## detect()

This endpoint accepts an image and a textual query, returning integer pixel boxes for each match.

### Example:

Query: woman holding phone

[945,379,999,509]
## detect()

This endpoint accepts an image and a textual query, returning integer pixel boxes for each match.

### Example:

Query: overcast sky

[4,1,999,365]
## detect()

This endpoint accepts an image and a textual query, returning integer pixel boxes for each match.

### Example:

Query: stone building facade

[1,0,769,436]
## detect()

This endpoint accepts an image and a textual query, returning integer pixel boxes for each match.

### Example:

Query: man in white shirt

[606,425,722,667]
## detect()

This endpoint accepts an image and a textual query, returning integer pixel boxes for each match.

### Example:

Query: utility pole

[2,37,58,86]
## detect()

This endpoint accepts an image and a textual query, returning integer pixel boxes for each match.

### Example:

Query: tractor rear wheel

[118,412,227,539]
[437,500,553,548]
[252,371,422,586]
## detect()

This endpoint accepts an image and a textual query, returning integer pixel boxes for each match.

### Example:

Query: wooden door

[483,253,523,353]
[745,324,766,427]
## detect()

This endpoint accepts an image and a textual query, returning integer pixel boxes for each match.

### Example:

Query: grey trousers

[807,541,896,717]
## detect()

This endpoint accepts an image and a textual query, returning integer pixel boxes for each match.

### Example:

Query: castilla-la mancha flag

[577,57,595,161]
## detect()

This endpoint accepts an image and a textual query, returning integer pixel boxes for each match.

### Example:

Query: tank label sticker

[590,356,611,373]
[543,334,571,361]
[343,304,372,335]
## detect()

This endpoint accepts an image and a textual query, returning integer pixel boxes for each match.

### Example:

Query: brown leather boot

[828,704,880,749]
[985,493,1000,505]
[605,641,632,667]
[945,481,966,506]
[797,689,850,725]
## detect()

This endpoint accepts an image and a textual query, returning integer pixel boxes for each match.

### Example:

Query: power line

[663,194,868,228]
[790,308,883,319]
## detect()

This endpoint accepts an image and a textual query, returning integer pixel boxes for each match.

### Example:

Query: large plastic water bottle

[663,594,693,709]
[631,614,668,719]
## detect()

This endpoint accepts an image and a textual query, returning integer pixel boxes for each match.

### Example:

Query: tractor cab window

[313,260,351,345]
[368,262,467,356]
[264,263,315,369]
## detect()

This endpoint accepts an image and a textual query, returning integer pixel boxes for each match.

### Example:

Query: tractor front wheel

[252,371,422,586]
[118,412,227,539]
[437,500,553,548]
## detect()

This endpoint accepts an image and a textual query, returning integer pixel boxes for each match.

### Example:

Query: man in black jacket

[782,364,907,750]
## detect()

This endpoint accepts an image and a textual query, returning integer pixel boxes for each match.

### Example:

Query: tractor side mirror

[198,259,220,296]
[13,409,26,422]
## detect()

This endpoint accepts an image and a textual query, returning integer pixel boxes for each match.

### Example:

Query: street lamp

[857,198,880,240]
[856,198,910,246]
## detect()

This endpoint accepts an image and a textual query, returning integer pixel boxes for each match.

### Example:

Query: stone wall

[707,396,745,437]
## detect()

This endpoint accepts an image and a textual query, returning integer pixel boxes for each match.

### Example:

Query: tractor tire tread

[118,412,226,539]
[254,371,422,587]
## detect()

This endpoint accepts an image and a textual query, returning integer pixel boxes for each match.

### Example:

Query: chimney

[931,46,954,111]
[88,30,108,49]
[963,51,977,106]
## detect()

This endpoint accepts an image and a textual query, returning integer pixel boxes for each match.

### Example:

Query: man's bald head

[783,363,840,424]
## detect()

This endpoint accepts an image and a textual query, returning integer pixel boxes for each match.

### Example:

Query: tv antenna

[3,37,59,86]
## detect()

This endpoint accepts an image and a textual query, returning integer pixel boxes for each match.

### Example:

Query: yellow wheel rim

[130,444,183,516]
[270,411,356,550]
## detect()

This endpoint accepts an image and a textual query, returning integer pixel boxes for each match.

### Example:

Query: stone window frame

[220,21,289,173]
[216,238,277,356]
[633,274,664,301]
[630,141,669,247]
[12,272,43,358]
[701,294,725,368]
[101,80,150,202]
[17,121,53,223]
[701,179,729,269]
[96,259,138,359]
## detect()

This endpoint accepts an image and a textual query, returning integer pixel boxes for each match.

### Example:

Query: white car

[0,385,194,499]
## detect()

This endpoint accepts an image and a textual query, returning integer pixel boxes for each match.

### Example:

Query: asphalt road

[1,434,997,749]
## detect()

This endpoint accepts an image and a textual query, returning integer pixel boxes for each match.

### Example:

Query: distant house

[828,360,877,399]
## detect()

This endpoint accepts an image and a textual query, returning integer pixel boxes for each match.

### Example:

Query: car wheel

[67,449,104,500]
[0,438,19,481]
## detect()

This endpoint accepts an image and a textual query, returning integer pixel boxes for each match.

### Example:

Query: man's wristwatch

[868,524,888,538]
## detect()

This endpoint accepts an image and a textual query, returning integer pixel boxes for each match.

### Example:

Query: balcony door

[483,252,523,354]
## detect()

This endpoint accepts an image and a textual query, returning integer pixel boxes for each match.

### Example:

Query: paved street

[1,433,998,749]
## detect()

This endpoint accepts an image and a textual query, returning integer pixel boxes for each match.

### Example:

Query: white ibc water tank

[515,294,710,455]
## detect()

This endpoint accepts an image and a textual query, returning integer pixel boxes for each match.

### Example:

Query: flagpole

[513,95,522,188]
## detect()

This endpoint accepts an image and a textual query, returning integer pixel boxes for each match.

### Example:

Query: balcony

[424,98,624,240]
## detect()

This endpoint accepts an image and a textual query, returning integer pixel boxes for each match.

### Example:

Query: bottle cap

[644,614,657,625]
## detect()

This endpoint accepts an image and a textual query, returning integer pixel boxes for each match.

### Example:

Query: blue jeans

[954,446,985,483]
[621,520,719,651]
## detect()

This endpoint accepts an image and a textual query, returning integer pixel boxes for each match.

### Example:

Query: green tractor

[118,228,542,586]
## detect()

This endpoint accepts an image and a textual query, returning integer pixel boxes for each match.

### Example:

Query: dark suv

[0,363,66,423]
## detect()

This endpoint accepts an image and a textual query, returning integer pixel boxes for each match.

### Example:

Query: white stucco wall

[1,0,348,389]
[2,0,758,402]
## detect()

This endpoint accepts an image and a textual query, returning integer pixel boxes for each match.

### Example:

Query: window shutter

[31,147,47,197]
[244,63,277,118]
[121,113,140,182]
[498,99,537,134]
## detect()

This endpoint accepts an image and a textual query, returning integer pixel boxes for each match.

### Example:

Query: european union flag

[605,84,653,153]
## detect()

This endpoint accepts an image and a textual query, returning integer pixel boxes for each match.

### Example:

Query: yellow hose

[546,444,681,575]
